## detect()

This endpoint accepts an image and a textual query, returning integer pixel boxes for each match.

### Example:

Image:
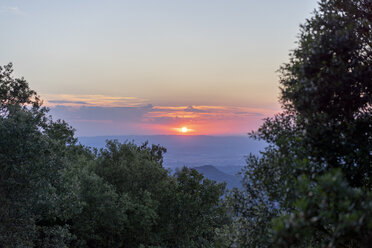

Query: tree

[0,63,81,247]
[165,167,229,248]
[90,140,170,247]
[271,169,372,247]
[230,0,372,246]
[0,63,41,116]
[84,141,229,248]
[279,0,372,187]
[0,63,230,248]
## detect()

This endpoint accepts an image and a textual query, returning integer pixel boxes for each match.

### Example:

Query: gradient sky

[0,0,318,136]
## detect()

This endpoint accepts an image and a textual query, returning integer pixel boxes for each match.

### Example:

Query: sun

[174,126,194,134]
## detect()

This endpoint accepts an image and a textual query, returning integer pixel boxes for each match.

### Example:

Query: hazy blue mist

[78,135,266,175]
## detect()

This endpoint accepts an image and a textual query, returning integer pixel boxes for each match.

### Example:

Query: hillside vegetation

[0,63,230,247]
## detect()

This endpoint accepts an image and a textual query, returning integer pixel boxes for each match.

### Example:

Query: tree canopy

[229,0,372,247]
[0,63,229,247]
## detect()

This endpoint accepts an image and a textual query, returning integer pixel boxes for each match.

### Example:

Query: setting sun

[173,126,194,134]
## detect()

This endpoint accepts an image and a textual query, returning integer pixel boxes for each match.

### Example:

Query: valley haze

[78,135,266,175]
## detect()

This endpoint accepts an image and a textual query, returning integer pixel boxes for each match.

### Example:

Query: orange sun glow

[172,126,195,134]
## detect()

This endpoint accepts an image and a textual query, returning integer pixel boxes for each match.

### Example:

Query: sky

[0,0,319,136]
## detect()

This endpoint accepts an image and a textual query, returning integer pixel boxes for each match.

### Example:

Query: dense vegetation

[230,0,372,247]
[0,63,230,247]
[1,0,371,247]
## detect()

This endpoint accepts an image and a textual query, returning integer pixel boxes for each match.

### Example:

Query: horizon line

[78,134,251,138]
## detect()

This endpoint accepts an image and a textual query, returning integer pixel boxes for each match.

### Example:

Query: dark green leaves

[230,0,372,247]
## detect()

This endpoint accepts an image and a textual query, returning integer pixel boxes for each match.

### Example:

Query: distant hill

[193,165,242,190]
[78,135,266,169]
[215,165,245,176]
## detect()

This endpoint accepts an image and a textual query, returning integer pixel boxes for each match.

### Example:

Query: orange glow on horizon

[173,126,194,134]
[140,117,269,135]
[44,94,279,135]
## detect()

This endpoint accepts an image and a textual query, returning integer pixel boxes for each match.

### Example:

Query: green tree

[272,169,372,247]
[0,63,81,247]
[230,0,372,246]
[279,0,372,187]
[165,167,229,248]
[90,140,169,247]
[86,141,229,248]
[0,63,41,116]
[0,62,230,247]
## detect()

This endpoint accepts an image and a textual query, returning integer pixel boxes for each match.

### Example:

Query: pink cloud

[46,94,277,136]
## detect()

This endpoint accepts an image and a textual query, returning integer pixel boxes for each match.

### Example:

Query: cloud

[50,105,152,122]
[184,106,205,113]
[234,111,264,116]
[44,94,275,136]
[49,100,88,105]
[42,94,149,107]
[49,105,154,136]
[147,105,269,121]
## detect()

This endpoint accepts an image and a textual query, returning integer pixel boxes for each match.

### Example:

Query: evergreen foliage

[0,63,229,247]
[229,0,372,247]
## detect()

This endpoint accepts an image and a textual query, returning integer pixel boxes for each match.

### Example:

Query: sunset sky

[1,0,318,136]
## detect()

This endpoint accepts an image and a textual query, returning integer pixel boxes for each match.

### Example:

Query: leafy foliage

[166,167,229,247]
[0,63,229,247]
[0,64,81,247]
[0,63,41,116]
[229,0,372,247]
[272,169,372,248]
